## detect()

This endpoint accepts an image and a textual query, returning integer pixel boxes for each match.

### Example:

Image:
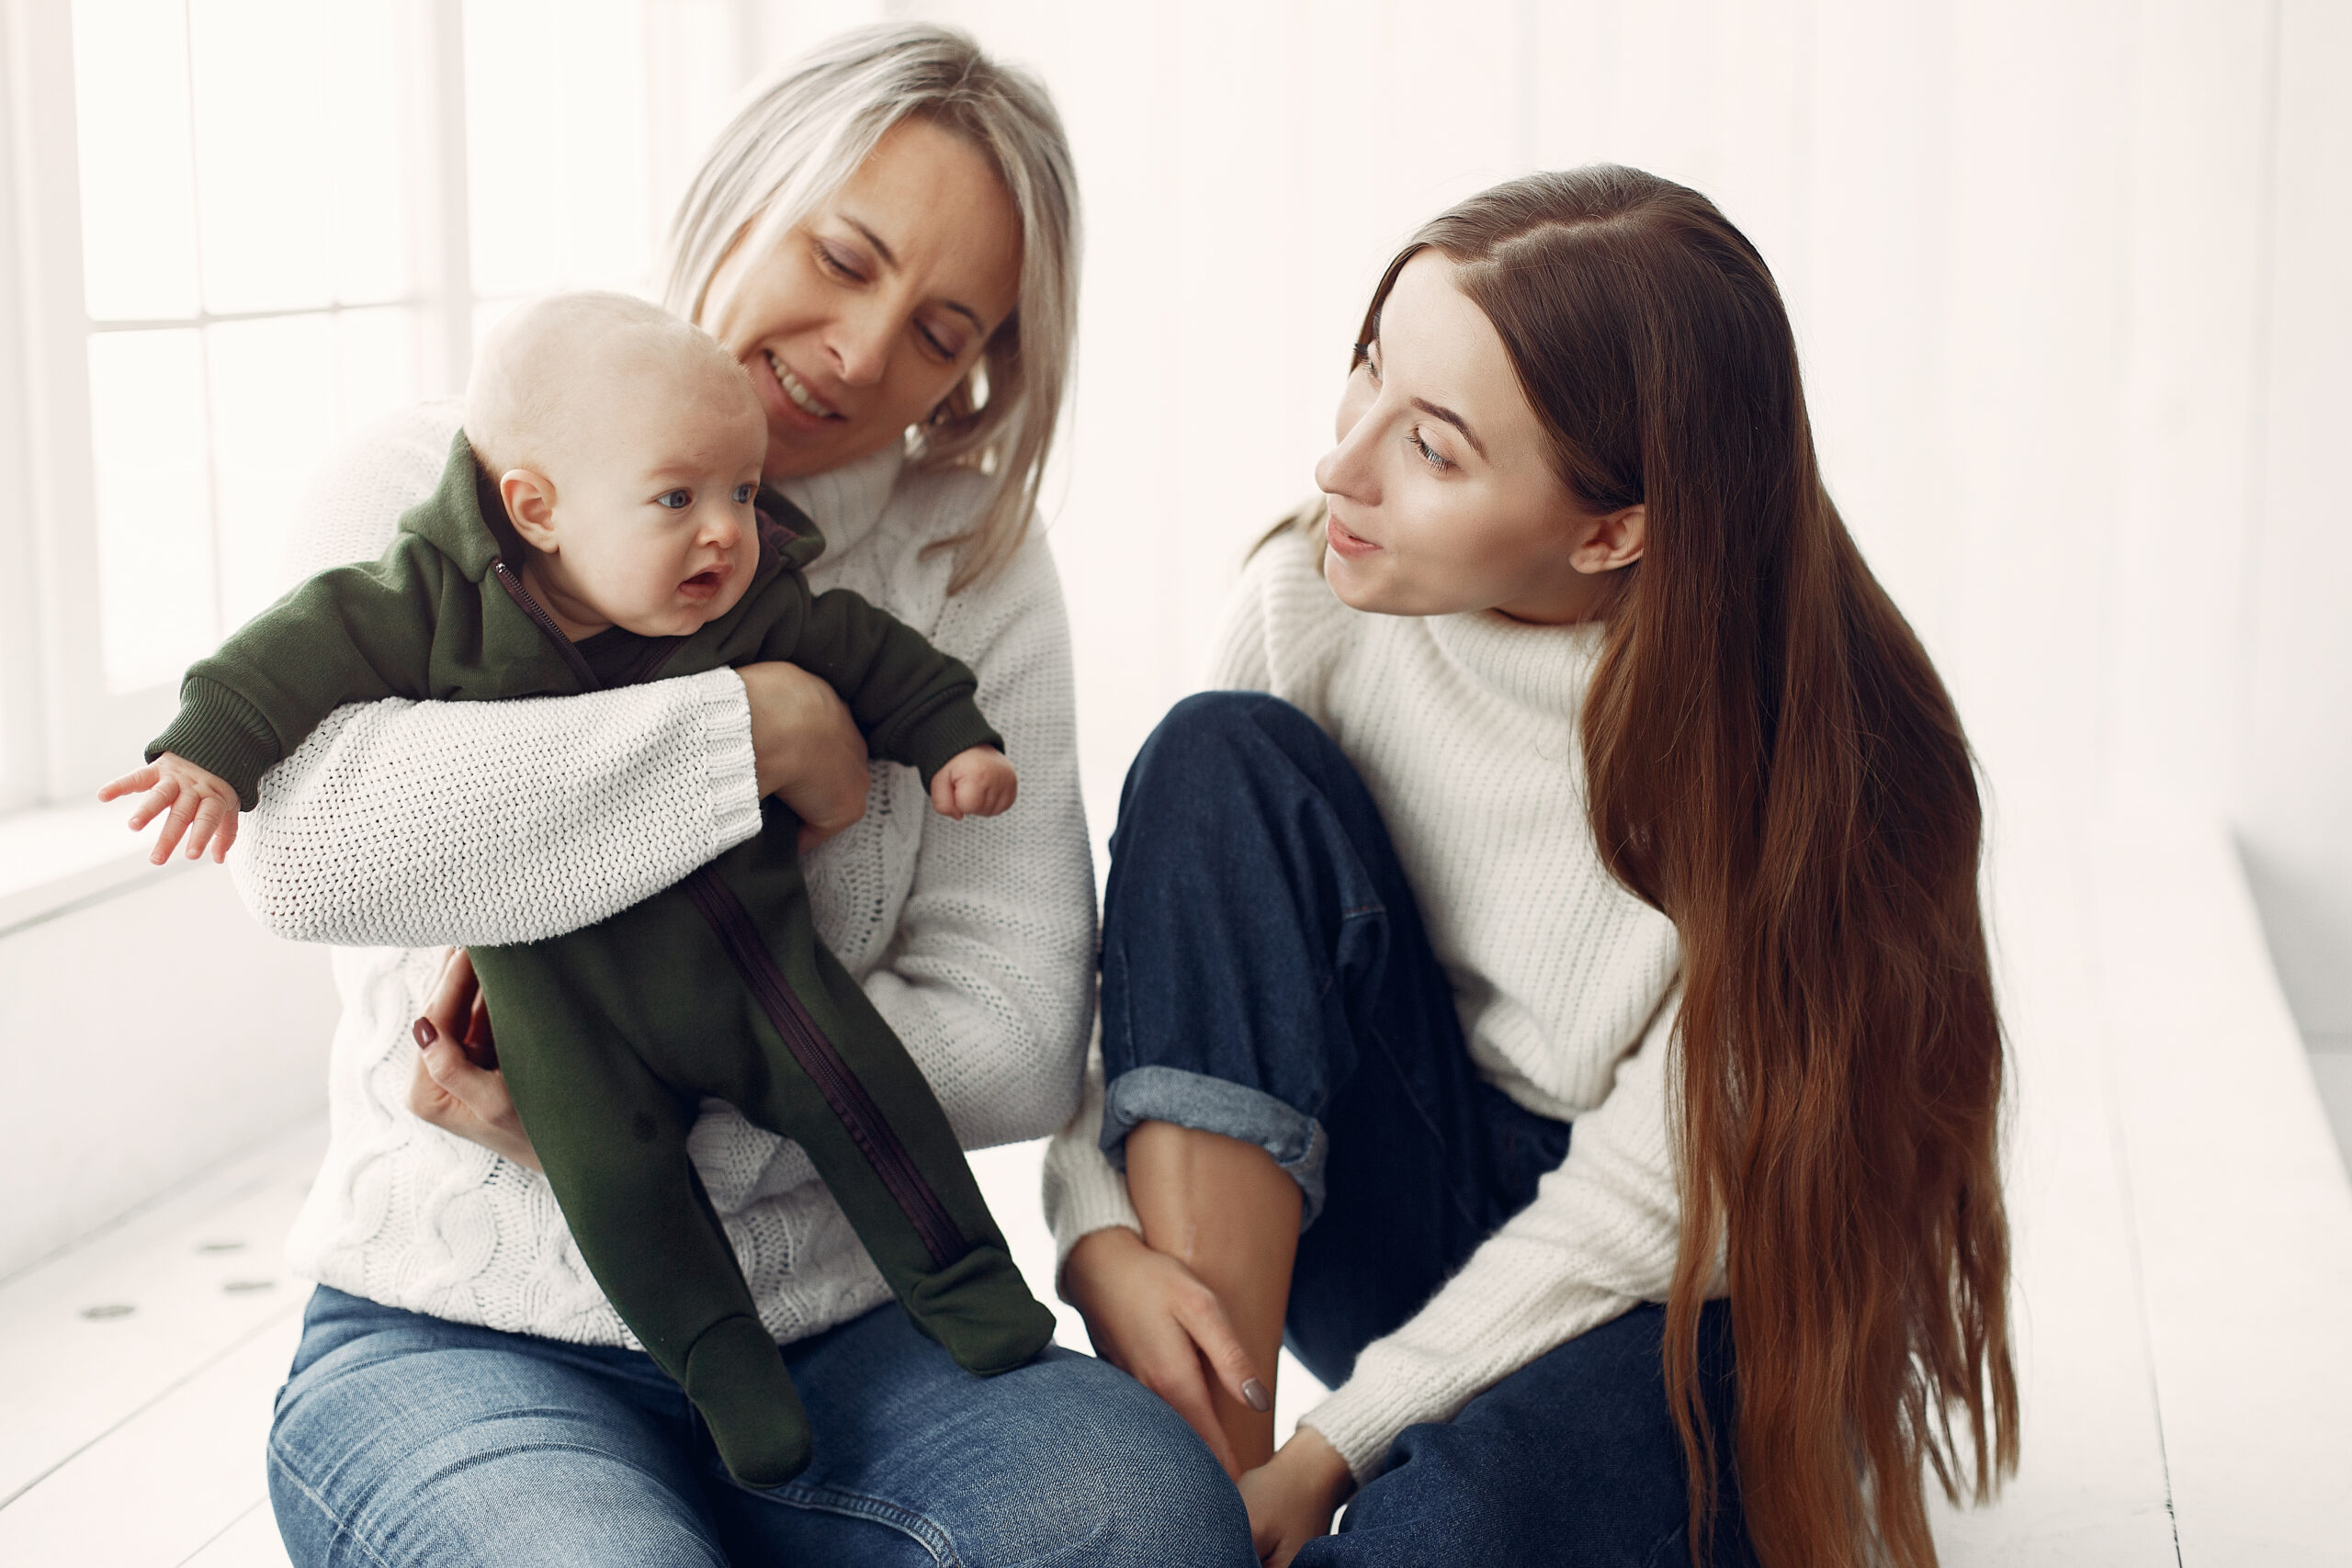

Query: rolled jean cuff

[1100,1066,1330,1230]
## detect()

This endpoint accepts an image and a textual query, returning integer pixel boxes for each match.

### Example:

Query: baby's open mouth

[679,569,727,601]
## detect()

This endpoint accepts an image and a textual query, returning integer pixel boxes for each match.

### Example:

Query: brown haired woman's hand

[1061,1225,1268,1479]
[407,947,541,1171]
[737,661,870,850]
[1238,1428,1354,1566]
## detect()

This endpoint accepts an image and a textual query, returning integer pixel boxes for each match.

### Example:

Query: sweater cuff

[1298,1382,1420,1483]
[147,677,284,809]
[899,699,1004,789]
[699,669,763,851]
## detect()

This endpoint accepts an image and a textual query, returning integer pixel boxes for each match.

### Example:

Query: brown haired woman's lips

[1326,513,1381,558]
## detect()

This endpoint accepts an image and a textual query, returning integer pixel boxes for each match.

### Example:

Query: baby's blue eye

[655,489,691,510]
[732,483,756,504]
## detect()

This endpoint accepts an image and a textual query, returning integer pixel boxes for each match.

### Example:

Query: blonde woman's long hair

[665,23,1080,592]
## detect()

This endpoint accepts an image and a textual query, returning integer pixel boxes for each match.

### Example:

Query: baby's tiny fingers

[184,798,222,860]
[126,778,180,832]
[152,790,200,864]
[212,810,239,863]
[931,773,964,819]
[97,765,159,803]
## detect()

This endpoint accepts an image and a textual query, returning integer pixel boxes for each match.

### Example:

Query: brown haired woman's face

[700,116,1023,481]
[1315,252,1642,623]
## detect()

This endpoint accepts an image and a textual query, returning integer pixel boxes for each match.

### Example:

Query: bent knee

[1155,690,1313,752]
[1128,692,1334,807]
[972,1358,1254,1567]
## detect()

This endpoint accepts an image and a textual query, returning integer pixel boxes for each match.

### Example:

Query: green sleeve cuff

[899,700,1005,789]
[146,677,286,810]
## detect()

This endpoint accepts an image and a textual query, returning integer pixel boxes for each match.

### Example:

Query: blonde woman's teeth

[769,354,836,418]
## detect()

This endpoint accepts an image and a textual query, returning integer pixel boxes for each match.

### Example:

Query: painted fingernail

[413,1018,434,1050]
[1242,1378,1272,1412]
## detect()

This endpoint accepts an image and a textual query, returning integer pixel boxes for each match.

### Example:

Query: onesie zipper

[489,558,968,1271]
[678,867,967,1269]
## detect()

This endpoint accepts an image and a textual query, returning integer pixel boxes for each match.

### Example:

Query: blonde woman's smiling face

[1314,250,1643,624]
[700,116,1023,481]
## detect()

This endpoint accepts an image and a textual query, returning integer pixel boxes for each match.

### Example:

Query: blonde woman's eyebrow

[841,214,899,268]
[840,214,987,336]
[1411,397,1487,459]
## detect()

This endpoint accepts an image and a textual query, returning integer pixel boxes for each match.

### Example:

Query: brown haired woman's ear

[1568,502,1645,576]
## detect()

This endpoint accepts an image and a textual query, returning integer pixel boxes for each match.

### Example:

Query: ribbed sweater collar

[775,440,907,564]
[1422,610,1607,716]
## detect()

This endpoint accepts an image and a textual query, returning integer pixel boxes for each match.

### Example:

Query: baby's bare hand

[929,746,1017,820]
[99,753,242,865]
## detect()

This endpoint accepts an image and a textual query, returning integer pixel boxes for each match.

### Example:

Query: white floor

[4,796,2347,1566]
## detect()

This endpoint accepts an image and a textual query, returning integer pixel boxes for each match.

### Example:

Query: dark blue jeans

[1099,693,1755,1567]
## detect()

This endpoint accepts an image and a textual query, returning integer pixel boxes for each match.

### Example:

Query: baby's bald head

[462,292,771,640]
[464,290,761,481]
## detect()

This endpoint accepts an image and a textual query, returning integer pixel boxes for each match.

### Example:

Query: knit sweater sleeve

[853,529,1098,1151]
[227,403,763,947]
[1303,990,1689,1479]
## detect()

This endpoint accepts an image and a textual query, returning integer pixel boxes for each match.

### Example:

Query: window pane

[88,331,215,693]
[209,315,336,627]
[72,0,201,320]
[326,0,411,305]
[471,293,524,353]
[334,305,422,439]
[187,0,335,314]
[465,0,652,298]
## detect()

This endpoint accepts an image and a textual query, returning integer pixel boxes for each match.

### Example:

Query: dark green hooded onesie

[149,434,1054,1485]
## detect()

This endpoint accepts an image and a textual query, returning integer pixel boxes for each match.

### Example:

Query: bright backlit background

[3,6,2351,1559]
[3,0,2349,1366]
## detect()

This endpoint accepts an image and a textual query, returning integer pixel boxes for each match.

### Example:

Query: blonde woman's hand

[407,947,541,1171]
[1238,1427,1354,1566]
[737,661,870,850]
[1061,1226,1268,1479]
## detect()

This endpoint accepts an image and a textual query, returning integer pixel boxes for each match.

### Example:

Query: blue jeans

[268,1286,1251,1566]
[1099,693,1756,1567]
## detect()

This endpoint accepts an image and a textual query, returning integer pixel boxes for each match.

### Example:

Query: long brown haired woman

[1052,165,2018,1567]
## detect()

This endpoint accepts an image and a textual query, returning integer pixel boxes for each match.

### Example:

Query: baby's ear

[500,468,560,552]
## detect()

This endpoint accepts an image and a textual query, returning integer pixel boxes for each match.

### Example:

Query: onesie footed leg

[901,1243,1057,1375]
[684,1314,813,1487]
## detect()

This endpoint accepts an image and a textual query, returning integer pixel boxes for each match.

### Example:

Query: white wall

[0,870,336,1280]
[2242,0,2352,1044]
[876,0,2351,1022]
[13,0,2346,1274]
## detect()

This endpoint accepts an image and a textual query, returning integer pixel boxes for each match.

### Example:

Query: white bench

[4,797,2346,1565]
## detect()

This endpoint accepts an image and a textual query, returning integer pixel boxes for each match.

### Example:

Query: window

[1,0,691,813]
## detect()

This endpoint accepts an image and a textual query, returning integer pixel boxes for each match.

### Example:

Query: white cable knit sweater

[1043,514,1701,1481]
[244,401,1096,1350]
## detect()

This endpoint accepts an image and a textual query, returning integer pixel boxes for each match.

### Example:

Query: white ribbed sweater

[243,401,1097,1350]
[1043,515,1698,1480]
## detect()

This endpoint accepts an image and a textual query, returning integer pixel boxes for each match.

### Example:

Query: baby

[103,292,1054,1485]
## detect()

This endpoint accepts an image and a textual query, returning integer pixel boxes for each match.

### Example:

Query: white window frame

[0,0,479,813]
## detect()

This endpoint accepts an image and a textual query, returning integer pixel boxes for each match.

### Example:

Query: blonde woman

[248,27,1250,1566]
